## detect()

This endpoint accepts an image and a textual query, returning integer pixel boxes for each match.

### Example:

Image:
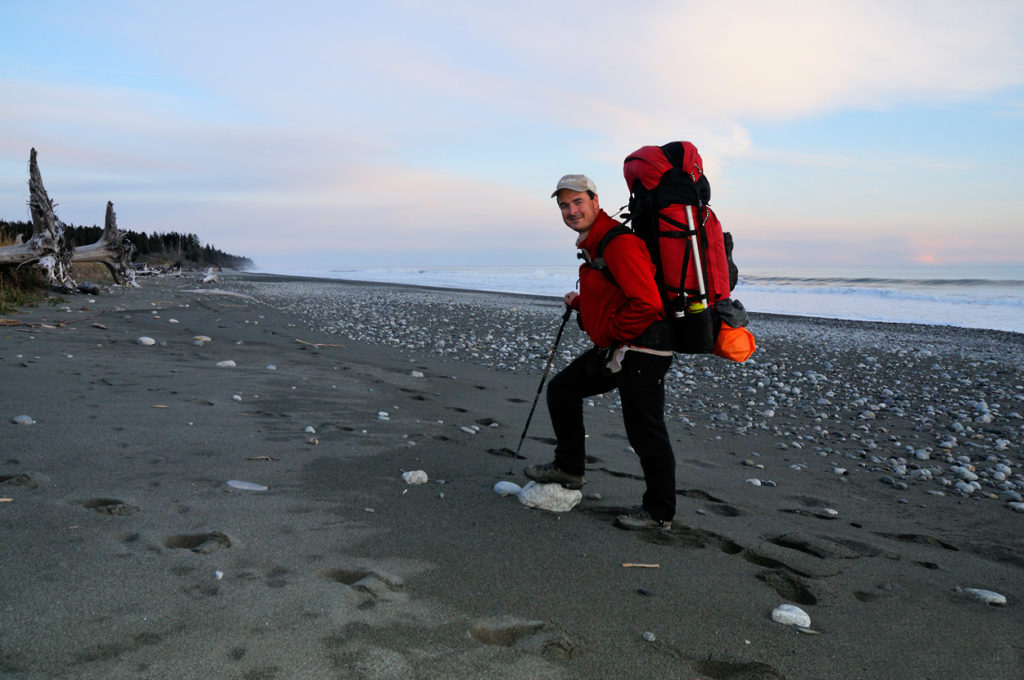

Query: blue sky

[1,1,1022,272]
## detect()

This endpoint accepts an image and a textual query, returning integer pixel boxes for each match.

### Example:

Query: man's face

[556,189,600,233]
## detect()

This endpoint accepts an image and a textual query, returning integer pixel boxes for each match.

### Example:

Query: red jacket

[571,210,664,348]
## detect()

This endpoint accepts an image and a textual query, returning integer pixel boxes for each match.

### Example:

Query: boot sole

[524,473,584,490]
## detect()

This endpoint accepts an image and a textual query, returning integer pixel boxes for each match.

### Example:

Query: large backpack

[589,141,754,361]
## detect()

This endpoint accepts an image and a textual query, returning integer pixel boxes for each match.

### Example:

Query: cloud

[2,0,1022,268]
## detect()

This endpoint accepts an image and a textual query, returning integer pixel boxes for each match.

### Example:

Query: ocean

[256,264,1024,335]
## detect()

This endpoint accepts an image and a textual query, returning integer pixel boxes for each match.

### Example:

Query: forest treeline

[0,220,253,270]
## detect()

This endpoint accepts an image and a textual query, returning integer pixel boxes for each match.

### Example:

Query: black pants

[547,346,676,521]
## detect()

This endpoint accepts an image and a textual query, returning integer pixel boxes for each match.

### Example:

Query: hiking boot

[615,508,672,530]
[524,461,584,490]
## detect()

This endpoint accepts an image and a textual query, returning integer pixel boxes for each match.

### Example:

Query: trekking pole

[684,204,708,308]
[506,305,573,475]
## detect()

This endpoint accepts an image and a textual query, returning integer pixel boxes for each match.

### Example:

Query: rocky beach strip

[232,274,1024,509]
[1,271,1022,679]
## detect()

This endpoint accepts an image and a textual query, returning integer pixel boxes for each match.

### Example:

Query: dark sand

[1,271,1022,679]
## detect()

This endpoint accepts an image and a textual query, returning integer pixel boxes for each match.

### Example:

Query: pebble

[136,336,156,346]
[305,426,316,434]
[11,415,35,425]
[410,370,425,378]
[493,481,522,496]
[377,411,390,421]
[216,360,236,368]
[1007,502,1024,513]
[402,470,428,485]
[642,631,656,642]
[232,394,242,402]
[193,335,212,343]
[957,587,1007,606]
[226,480,267,491]
[771,604,812,628]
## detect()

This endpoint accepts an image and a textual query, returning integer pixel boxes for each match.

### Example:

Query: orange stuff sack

[712,322,756,363]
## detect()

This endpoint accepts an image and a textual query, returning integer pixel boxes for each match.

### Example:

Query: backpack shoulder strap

[578,224,633,287]
[591,224,634,269]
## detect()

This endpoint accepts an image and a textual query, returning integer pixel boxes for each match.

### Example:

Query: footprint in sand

[0,473,38,488]
[163,531,231,554]
[469,616,585,659]
[690,659,784,680]
[316,567,405,601]
[83,498,140,515]
[756,569,817,605]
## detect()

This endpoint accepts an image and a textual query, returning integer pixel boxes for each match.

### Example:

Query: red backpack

[623,142,734,307]
[591,141,754,360]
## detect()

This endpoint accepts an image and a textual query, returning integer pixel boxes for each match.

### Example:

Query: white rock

[954,481,976,495]
[1008,502,1024,513]
[959,587,1007,606]
[168,318,179,324]
[137,336,156,346]
[771,604,811,628]
[410,370,425,378]
[493,481,522,497]
[226,480,267,491]
[517,481,582,513]
[266,364,277,370]
[194,335,212,342]
[12,415,35,425]
[377,411,390,421]
[304,426,316,434]
[952,466,978,482]
[216,360,236,368]
[402,470,428,485]
[459,426,476,435]
[746,478,762,486]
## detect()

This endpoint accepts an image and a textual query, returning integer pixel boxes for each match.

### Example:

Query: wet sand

[1,271,1022,679]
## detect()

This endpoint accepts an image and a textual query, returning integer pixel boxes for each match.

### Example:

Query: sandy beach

[1,271,1022,679]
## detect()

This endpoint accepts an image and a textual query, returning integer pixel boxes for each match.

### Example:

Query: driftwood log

[0,149,135,288]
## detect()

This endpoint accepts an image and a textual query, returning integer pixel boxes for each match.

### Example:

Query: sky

[1,0,1022,273]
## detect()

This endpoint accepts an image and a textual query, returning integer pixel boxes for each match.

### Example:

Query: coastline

[1,271,1021,679]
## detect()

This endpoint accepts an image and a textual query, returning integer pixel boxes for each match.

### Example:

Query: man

[525,174,677,530]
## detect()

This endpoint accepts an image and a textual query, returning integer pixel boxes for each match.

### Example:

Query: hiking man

[525,174,677,529]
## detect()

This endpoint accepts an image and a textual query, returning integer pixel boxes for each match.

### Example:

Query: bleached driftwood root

[70,201,137,287]
[0,149,74,289]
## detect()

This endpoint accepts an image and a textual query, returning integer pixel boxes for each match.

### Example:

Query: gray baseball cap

[551,174,597,197]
